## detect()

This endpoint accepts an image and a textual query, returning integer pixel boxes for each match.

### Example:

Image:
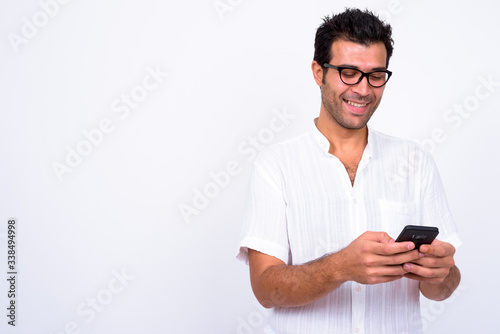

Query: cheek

[374,88,385,100]
[326,84,346,101]
[322,81,350,106]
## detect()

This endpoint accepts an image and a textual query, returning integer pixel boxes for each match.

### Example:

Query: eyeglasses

[322,63,392,88]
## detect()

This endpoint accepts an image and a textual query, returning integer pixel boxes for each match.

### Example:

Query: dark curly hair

[314,8,394,68]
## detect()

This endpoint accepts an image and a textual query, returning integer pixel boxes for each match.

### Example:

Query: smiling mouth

[344,99,368,108]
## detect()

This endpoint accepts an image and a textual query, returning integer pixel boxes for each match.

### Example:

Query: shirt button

[354,327,360,333]
[355,285,362,292]
[352,198,358,205]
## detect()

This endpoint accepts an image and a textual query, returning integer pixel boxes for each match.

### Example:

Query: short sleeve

[236,150,290,265]
[419,152,462,249]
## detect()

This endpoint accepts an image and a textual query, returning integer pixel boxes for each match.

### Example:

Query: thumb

[361,231,393,243]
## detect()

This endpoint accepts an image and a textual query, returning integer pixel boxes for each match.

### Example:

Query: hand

[402,239,456,284]
[338,231,423,285]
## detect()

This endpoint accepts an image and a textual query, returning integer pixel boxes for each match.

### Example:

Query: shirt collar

[311,118,331,153]
[311,118,376,160]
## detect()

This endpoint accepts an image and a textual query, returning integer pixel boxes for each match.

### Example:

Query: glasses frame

[322,63,392,88]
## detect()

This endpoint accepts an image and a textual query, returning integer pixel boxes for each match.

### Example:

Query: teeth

[346,100,367,108]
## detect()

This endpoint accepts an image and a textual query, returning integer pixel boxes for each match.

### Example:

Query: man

[237,8,461,334]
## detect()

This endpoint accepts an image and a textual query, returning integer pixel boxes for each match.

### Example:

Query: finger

[375,265,411,277]
[373,240,415,256]
[403,263,449,280]
[411,256,455,272]
[365,251,422,268]
[360,265,408,284]
[403,272,448,284]
[361,231,394,243]
[388,250,424,265]
[408,255,446,267]
[403,273,427,282]
[366,275,405,285]
[419,240,455,257]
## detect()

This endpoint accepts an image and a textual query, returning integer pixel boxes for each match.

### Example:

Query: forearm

[420,265,461,301]
[249,232,420,308]
[253,253,346,308]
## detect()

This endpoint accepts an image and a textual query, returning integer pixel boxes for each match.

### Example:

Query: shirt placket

[351,182,367,334]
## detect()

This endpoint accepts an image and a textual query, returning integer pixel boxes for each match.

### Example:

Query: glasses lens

[340,69,362,85]
[368,72,388,87]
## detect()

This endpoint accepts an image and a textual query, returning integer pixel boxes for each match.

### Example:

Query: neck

[315,109,368,156]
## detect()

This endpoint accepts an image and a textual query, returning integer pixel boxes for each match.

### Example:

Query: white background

[0,0,499,333]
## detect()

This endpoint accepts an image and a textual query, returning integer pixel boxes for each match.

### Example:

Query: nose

[350,75,371,96]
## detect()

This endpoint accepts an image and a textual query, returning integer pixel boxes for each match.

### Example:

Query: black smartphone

[395,225,439,250]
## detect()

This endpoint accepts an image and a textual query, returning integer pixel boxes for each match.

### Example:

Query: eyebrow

[338,64,388,71]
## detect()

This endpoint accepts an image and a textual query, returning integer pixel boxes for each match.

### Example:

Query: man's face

[319,39,388,130]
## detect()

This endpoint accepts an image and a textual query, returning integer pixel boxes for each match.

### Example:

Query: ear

[311,61,324,87]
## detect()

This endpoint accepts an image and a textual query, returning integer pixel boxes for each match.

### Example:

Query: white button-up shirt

[237,121,462,334]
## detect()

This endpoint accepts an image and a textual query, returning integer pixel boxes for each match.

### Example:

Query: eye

[341,70,359,78]
[370,73,386,81]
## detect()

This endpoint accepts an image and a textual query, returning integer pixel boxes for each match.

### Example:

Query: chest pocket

[379,199,417,240]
